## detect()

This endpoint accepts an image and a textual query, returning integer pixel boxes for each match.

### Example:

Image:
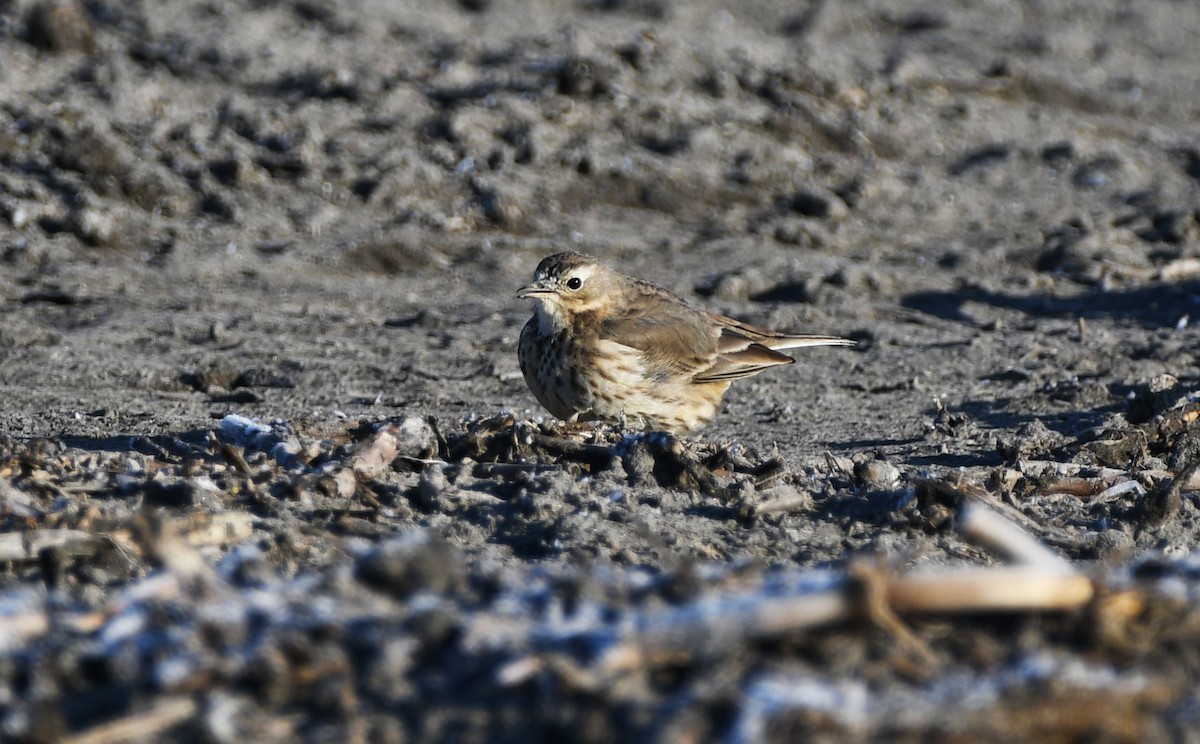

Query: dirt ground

[2,0,1200,741]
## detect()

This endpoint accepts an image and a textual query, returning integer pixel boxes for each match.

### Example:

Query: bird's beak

[517,279,556,299]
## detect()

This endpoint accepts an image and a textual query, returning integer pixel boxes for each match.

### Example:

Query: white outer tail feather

[769,335,857,351]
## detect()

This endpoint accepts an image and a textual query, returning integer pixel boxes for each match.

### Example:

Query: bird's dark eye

[565,277,583,290]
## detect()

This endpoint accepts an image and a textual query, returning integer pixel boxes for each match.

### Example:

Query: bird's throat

[535,302,570,336]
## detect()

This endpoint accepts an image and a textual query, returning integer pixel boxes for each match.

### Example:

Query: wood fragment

[397,455,449,467]
[127,512,216,582]
[887,567,1093,613]
[850,561,938,670]
[208,432,252,474]
[1179,467,1200,492]
[59,481,113,496]
[529,433,614,467]
[739,486,812,521]
[600,589,851,672]
[351,425,399,479]
[1097,260,1157,281]
[1158,256,1200,283]
[1037,477,1105,498]
[181,512,255,547]
[957,502,1073,572]
[445,489,505,507]
[471,461,550,479]
[595,503,1094,673]
[61,696,197,744]
[1017,460,1129,481]
[916,478,1045,535]
[496,655,545,686]
[599,560,1096,674]
[823,452,855,480]
[1093,480,1146,502]
[0,529,102,563]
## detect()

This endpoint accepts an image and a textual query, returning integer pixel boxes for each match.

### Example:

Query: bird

[516,251,854,433]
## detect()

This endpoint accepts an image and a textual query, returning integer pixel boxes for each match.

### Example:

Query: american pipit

[517,252,854,433]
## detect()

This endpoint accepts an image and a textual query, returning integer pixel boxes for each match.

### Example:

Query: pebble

[395,416,438,460]
[354,531,463,599]
[26,0,94,53]
[856,459,902,492]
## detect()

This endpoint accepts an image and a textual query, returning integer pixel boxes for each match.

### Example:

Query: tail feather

[711,311,856,353]
[766,334,856,351]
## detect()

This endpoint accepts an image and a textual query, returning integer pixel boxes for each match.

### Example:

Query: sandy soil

[2,0,1200,741]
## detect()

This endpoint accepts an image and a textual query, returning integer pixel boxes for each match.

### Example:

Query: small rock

[1150,374,1179,394]
[55,123,131,190]
[352,428,399,480]
[208,157,242,186]
[620,438,657,487]
[996,419,1070,462]
[785,188,849,221]
[826,265,883,292]
[694,267,772,300]
[219,414,280,451]
[209,321,228,343]
[143,476,219,508]
[1148,209,1195,244]
[1042,141,1074,163]
[6,203,30,229]
[947,145,1010,176]
[26,0,94,53]
[413,465,448,511]
[70,207,117,245]
[123,165,194,215]
[774,218,830,248]
[355,531,463,599]
[1087,528,1134,559]
[855,459,901,492]
[474,184,523,227]
[1072,156,1121,189]
[200,190,239,221]
[698,67,736,98]
[697,272,749,301]
[319,468,357,499]
[741,484,814,523]
[556,55,615,98]
[395,416,438,460]
[270,438,304,468]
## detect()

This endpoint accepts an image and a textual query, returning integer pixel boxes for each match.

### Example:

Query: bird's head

[517,251,613,321]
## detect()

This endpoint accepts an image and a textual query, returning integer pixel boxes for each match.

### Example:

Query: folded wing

[598,292,854,386]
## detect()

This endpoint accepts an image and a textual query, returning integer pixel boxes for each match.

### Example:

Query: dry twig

[61,696,197,744]
[957,501,1073,571]
[588,498,1093,675]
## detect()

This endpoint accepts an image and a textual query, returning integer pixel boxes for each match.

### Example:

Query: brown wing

[597,283,853,384]
[597,293,721,380]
